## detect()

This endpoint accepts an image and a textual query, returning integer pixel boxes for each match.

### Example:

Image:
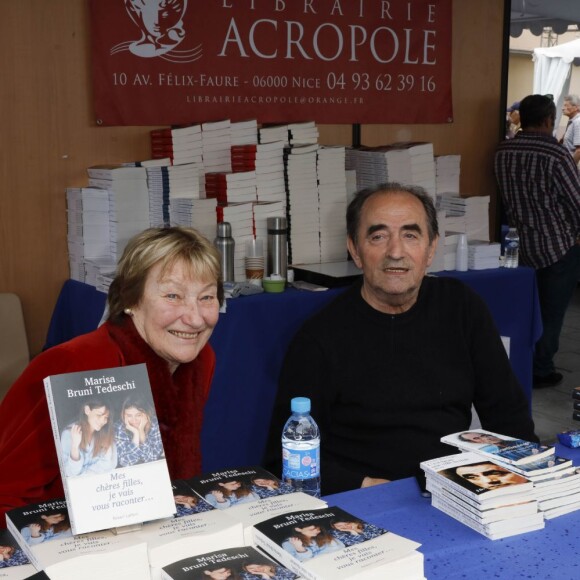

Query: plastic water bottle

[504,227,520,268]
[282,397,321,498]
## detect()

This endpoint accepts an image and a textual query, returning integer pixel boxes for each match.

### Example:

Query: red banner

[89,0,452,126]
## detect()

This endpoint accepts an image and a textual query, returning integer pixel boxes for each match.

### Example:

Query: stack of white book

[442,428,580,520]
[442,231,463,271]
[421,451,544,540]
[317,146,348,263]
[253,506,424,579]
[426,211,447,274]
[386,142,436,200]
[170,125,204,167]
[144,166,171,228]
[166,163,205,200]
[346,167,358,205]
[230,119,258,146]
[202,120,232,173]
[169,197,217,242]
[87,164,150,262]
[83,258,116,290]
[259,124,289,145]
[435,155,461,195]
[288,121,319,145]
[65,187,112,282]
[350,146,390,191]
[285,144,320,265]
[437,193,490,242]
[217,203,254,281]
[205,171,257,205]
[467,240,501,270]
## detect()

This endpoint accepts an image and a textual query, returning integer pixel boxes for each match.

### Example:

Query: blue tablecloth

[44,267,542,471]
[325,444,580,580]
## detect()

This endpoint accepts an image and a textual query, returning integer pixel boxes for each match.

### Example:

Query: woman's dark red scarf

[106,319,212,479]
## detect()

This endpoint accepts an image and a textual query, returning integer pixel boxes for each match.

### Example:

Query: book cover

[0,529,36,580]
[185,466,327,544]
[43,363,176,534]
[5,499,149,579]
[252,507,423,580]
[160,546,298,580]
[440,429,555,465]
[420,452,534,503]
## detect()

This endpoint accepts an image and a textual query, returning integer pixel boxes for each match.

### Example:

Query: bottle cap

[291,397,311,413]
[217,222,232,237]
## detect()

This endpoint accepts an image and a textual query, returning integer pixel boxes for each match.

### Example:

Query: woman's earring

[124,308,132,316]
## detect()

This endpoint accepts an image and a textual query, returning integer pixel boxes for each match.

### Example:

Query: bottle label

[282,446,320,480]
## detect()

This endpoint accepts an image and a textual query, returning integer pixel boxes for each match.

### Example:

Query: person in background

[114,394,164,467]
[505,100,521,138]
[495,94,580,388]
[0,227,223,527]
[265,183,536,495]
[60,397,116,476]
[560,94,580,163]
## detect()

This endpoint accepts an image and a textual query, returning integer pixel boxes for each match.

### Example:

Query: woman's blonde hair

[107,227,223,324]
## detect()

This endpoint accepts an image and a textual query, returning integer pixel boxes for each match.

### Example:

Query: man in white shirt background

[561,94,580,164]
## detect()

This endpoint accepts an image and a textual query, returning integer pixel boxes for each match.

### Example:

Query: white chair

[0,293,30,402]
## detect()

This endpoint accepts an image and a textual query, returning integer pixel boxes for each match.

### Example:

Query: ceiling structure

[510,0,580,37]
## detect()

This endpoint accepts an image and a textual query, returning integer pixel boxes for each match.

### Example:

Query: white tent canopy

[533,39,580,126]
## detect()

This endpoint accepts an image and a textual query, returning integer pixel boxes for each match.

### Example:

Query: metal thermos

[214,222,235,283]
[267,216,288,279]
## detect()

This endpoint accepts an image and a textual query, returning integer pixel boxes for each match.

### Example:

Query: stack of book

[252,506,424,579]
[288,121,319,145]
[574,387,580,423]
[87,164,150,262]
[140,158,172,228]
[284,144,320,265]
[259,124,289,145]
[230,119,258,146]
[442,231,463,271]
[441,429,580,521]
[436,194,491,242]
[386,142,436,200]
[467,240,501,270]
[169,197,218,242]
[349,146,390,191]
[317,146,348,263]
[150,126,203,167]
[435,155,461,195]
[65,187,112,282]
[202,120,232,174]
[205,171,257,205]
[421,451,544,540]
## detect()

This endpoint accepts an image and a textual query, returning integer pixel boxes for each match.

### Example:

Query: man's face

[347,191,437,314]
[563,99,579,119]
[456,463,528,489]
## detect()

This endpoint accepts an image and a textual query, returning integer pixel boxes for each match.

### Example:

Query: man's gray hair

[564,94,580,106]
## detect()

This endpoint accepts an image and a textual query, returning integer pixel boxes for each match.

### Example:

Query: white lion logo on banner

[111,0,202,62]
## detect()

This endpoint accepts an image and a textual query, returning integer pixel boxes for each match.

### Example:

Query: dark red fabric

[0,320,215,528]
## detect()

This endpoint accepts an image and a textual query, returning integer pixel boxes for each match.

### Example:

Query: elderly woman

[0,227,223,526]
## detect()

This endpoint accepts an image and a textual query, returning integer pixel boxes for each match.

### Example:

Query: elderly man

[264,183,536,495]
[495,94,580,388]
[561,94,580,163]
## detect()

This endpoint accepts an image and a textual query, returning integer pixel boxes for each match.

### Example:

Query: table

[44,267,542,472]
[324,443,580,580]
